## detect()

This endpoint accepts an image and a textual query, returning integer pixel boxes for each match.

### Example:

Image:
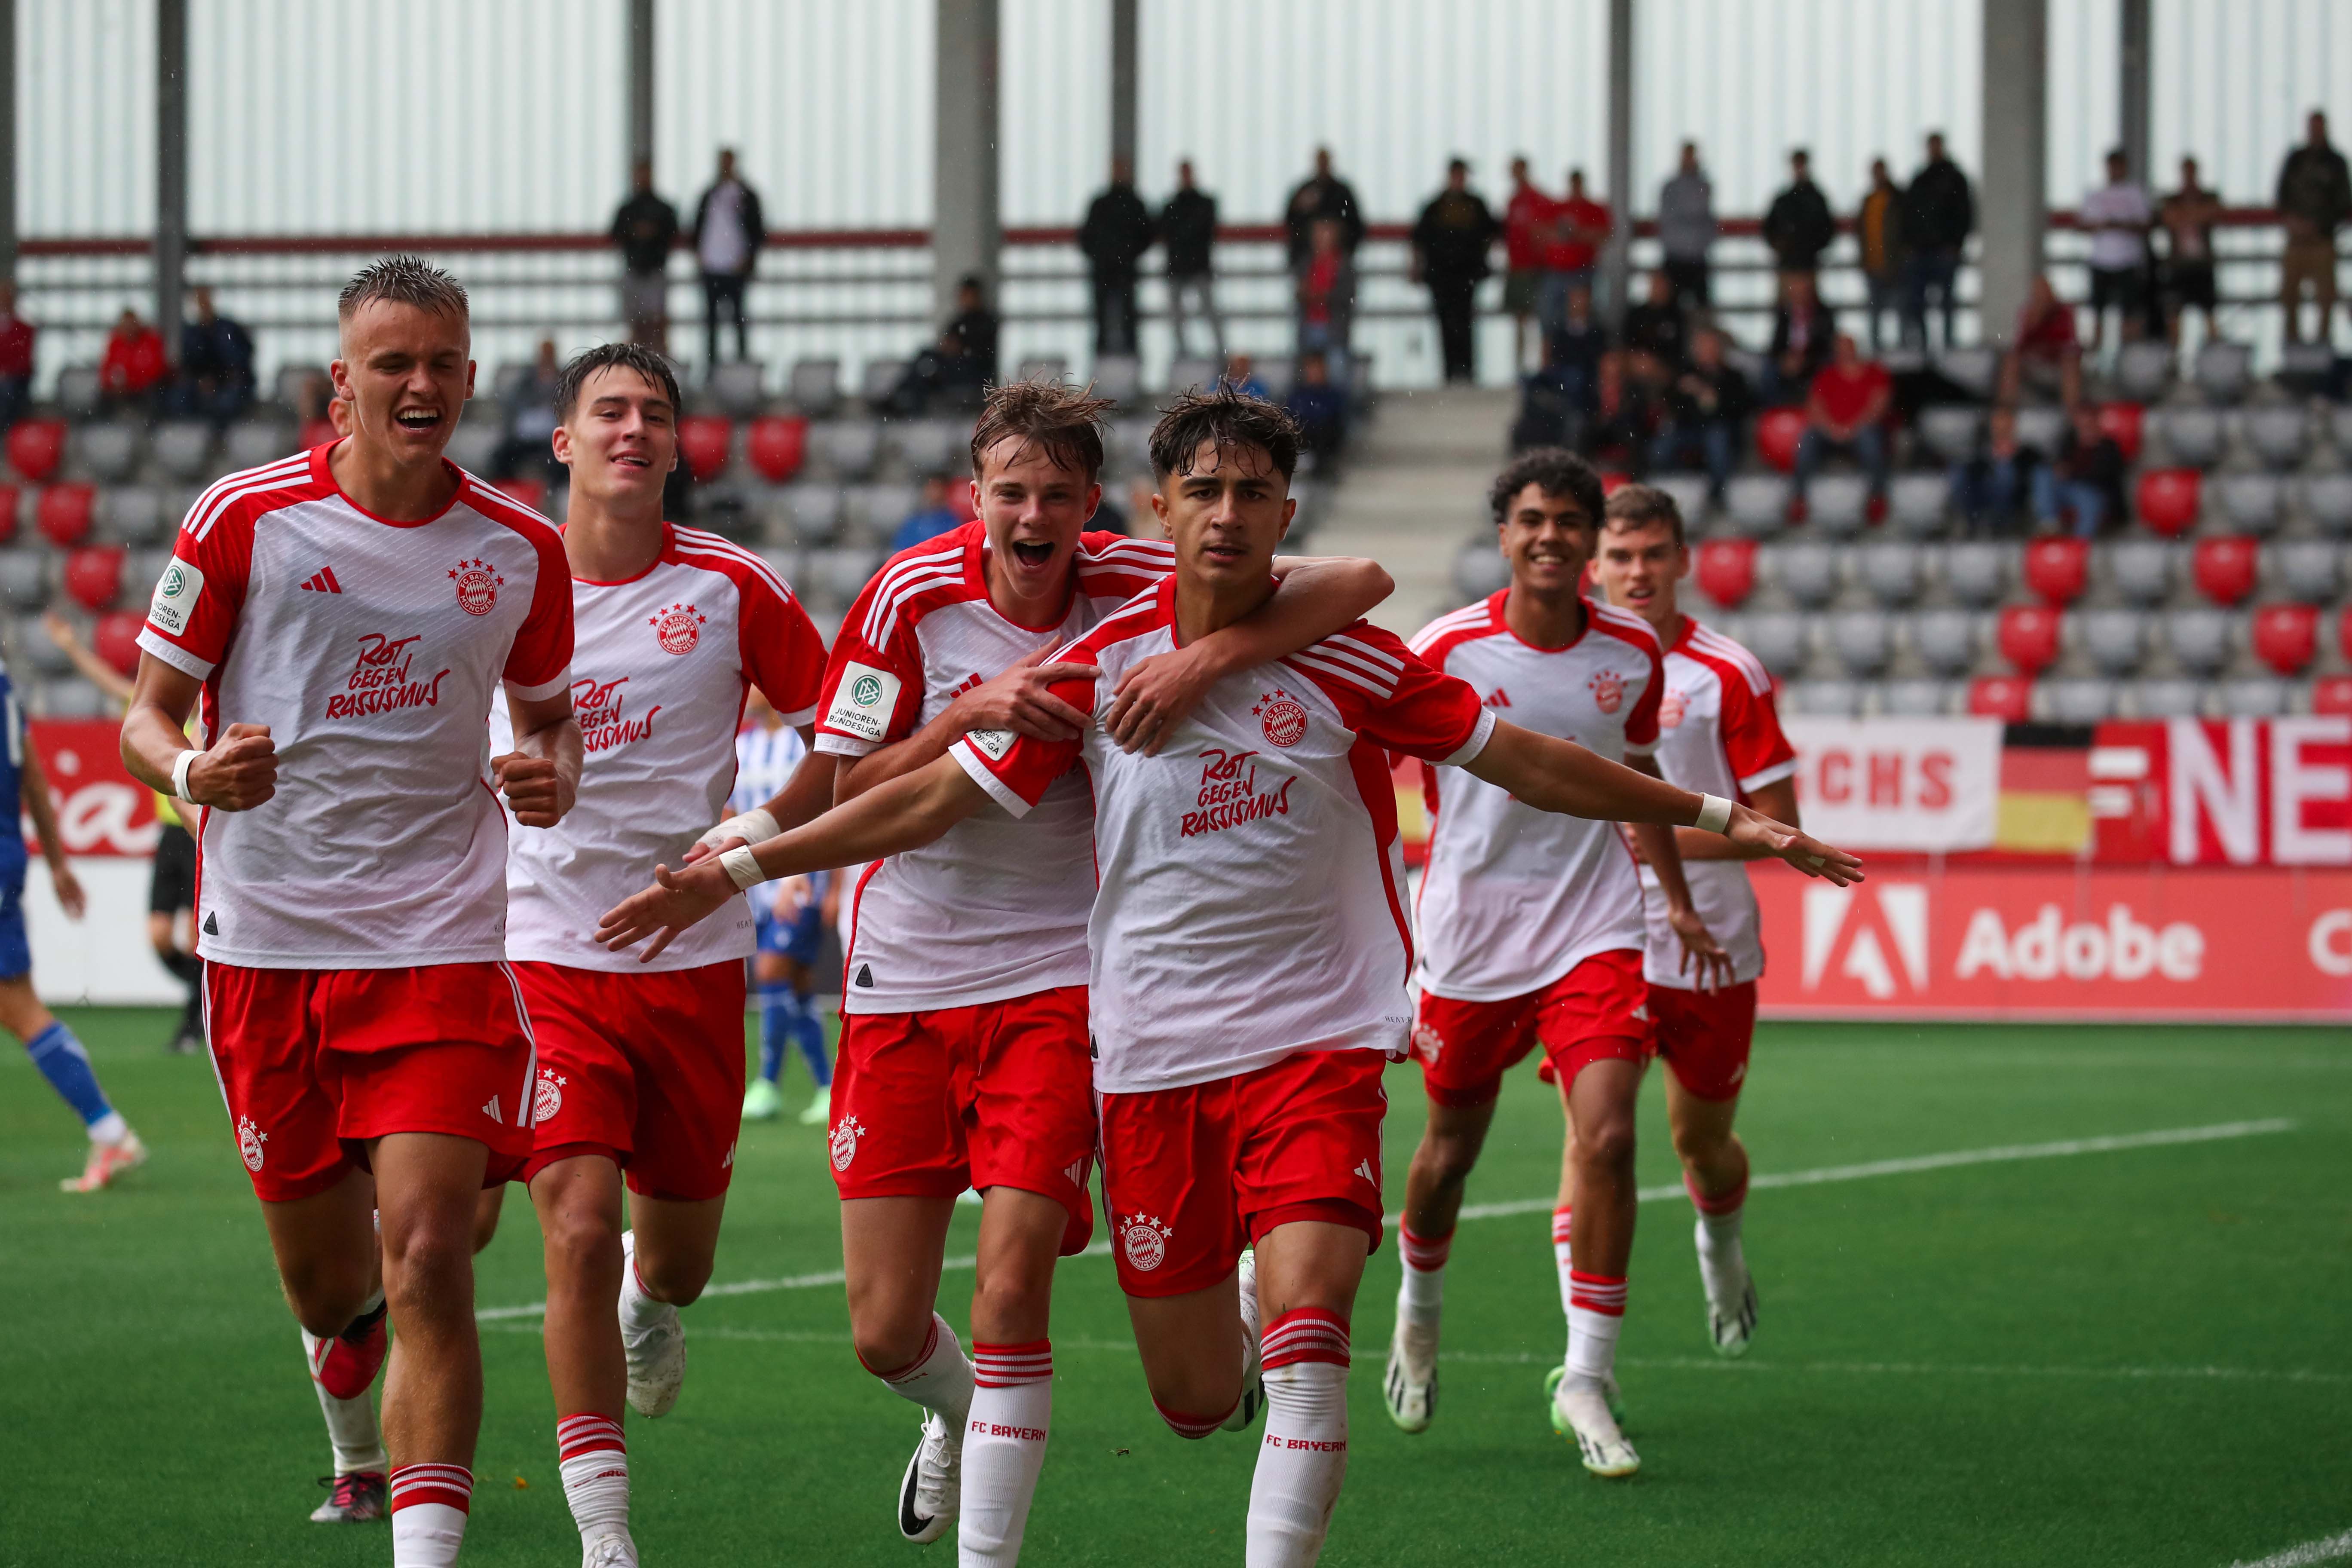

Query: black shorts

[2090,266,2148,313]
[149,822,195,916]
[2163,261,2217,312]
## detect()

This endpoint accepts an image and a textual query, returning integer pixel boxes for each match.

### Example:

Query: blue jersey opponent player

[733,689,835,1127]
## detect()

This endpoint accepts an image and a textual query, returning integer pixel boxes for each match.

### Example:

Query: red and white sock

[1152,1395,1233,1439]
[962,1341,1054,1565]
[1248,1309,1351,1567]
[1396,1223,1452,1323]
[388,1463,471,1567]
[863,1312,975,1429]
[300,1296,389,1476]
[1550,1207,1576,1359]
[1688,1170,1749,1302]
[1565,1271,1627,1390]
[557,1413,631,1551]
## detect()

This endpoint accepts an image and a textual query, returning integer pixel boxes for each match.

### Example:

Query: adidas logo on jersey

[1484,687,1512,707]
[298,567,343,594]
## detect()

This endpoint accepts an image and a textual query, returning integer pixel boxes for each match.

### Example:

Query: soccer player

[495,342,831,1566]
[1381,449,1732,1480]
[1589,481,1799,1359]
[119,257,581,1568]
[598,389,1860,1565]
[645,380,1392,1565]
[732,690,835,1127]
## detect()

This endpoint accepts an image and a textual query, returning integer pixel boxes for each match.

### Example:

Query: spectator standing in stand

[1764,272,1835,404]
[2276,110,2351,344]
[2035,402,2128,539]
[1160,159,1223,360]
[1650,327,1751,503]
[494,337,564,488]
[946,274,1001,386]
[1412,158,1501,384]
[1503,158,1556,371]
[889,327,986,417]
[171,288,255,425]
[0,284,35,432]
[1998,274,2084,409]
[1079,157,1156,357]
[1285,148,1365,350]
[1857,158,1907,352]
[1656,141,1718,307]
[692,147,766,370]
[1621,270,1688,380]
[1297,219,1356,359]
[1793,333,1892,503]
[1219,353,1268,400]
[610,159,680,350]
[1763,149,1837,287]
[1542,169,1612,335]
[1949,404,2043,537]
[2158,156,2225,347]
[98,308,168,413]
[2081,148,2154,354]
[1902,132,1975,349]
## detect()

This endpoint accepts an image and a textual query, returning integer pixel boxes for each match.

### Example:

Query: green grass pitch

[2,1009,2346,1567]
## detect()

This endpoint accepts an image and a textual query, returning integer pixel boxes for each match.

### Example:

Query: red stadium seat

[1754,407,1805,474]
[1968,675,2034,722]
[299,416,337,450]
[951,478,978,522]
[1599,471,1632,496]
[37,483,95,547]
[2191,536,2259,606]
[2340,605,2352,662]
[2135,468,2201,537]
[1694,539,1758,608]
[0,484,17,544]
[2023,537,2089,605]
[2095,401,2144,462]
[63,545,126,612]
[6,417,65,483]
[493,477,546,512]
[745,414,809,483]
[92,609,144,675]
[2250,603,2319,675]
[678,414,735,483]
[1997,606,2062,674]
[2314,675,2352,716]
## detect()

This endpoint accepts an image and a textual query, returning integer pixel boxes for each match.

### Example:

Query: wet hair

[337,255,469,325]
[1147,386,1300,482]
[1602,481,1687,548]
[553,342,681,423]
[968,379,1113,482]
[1488,447,1604,530]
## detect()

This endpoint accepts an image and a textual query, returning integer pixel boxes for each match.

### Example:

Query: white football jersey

[495,524,827,972]
[1407,591,1663,1001]
[136,444,572,969]
[954,579,1497,1093]
[814,521,1172,1012]
[1639,617,1797,989]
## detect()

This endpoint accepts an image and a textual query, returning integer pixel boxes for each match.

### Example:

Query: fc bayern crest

[237,1116,267,1172]
[533,1069,566,1124]
[1121,1213,1172,1272]
[650,601,705,655]
[1411,1022,1445,1065]
[830,1115,867,1172]
[1658,686,1688,729]
[1253,687,1309,748]
[450,557,504,616]
[1589,668,1625,714]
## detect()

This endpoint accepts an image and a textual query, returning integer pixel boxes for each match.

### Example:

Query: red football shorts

[1648,979,1758,1102]
[202,961,539,1204]
[828,985,1095,1254]
[1098,1047,1387,1299]
[1415,949,1651,1106]
[511,960,747,1203]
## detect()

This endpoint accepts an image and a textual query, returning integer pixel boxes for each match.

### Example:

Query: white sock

[871,1312,976,1428]
[617,1235,669,1335]
[1551,1207,1575,1360]
[1395,1224,1450,1324]
[1564,1272,1627,1389]
[961,1342,1054,1565]
[87,1110,127,1145]
[388,1465,472,1567]
[303,1338,387,1474]
[1247,1332,1351,1568]
[558,1414,631,1548]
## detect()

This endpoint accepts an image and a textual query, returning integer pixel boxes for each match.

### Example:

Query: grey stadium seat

[1783,680,1864,718]
[1724,475,1790,538]
[1257,358,1298,401]
[443,424,502,475]
[889,419,964,478]
[1911,609,1980,677]
[2113,342,2174,404]
[272,364,322,409]
[2216,472,2283,535]
[2080,609,2148,677]
[2278,341,2337,392]
[1649,473,1712,530]
[129,546,177,596]
[96,486,166,545]
[37,678,108,719]
[1091,355,1143,407]
[1942,541,2010,608]
[23,622,74,674]
[1828,610,1892,676]
[0,551,48,610]
[1887,473,1951,539]
[788,359,842,416]
[2015,405,2069,455]
[1805,473,1871,537]
[780,481,844,544]
[1167,356,1219,394]
[1879,678,1955,717]
[1858,542,1923,606]
[1451,542,1510,601]
[2301,474,2352,537]
[1738,612,1810,677]
[1109,418,1155,476]
[2243,406,2312,470]
[2217,677,2289,716]
[808,547,885,609]
[2159,406,2225,468]
[225,418,299,472]
[2108,539,2175,606]
[1015,357,1069,386]
[2165,608,2235,676]
[2128,679,2207,719]
[151,421,215,482]
[54,364,104,419]
[2040,678,2117,724]
[2193,340,2252,403]
[1934,346,2001,399]
[812,420,882,480]
[845,483,919,544]
[2332,404,2352,456]
[1917,405,1985,466]
[1769,542,1841,608]
[2274,540,2341,604]
[859,359,907,409]
[73,421,140,483]
[712,360,768,419]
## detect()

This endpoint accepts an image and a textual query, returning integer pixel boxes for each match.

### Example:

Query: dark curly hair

[1147,386,1301,483]
[969,379,1115,481]
[1488,447,1604,530]
[553,341,682,423]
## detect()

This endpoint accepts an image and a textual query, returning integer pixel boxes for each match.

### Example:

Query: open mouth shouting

[1007,539,1055,570]
[392,406,446,439]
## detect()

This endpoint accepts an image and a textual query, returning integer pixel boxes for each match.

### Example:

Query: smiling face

[553,364,677,513]
[1592,511,1688,630]
[974,435,1099,603]
[1498,482,1597,599]
[1155,440,1293,591]
[331,300,474,469]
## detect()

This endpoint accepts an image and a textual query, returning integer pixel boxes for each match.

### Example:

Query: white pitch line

[475,1117,2295,1321]
[2229,1529,2352,1568]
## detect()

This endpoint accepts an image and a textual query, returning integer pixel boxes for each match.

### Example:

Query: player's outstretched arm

[1622,752,1733,991]
[120,655,278,812]
[1467,719,1864,885]
[492,686,583,829]
[598,752,993,962]
[1670,778,1802,862]
[18,743,85,920]
[836,648,1097,804]
[689,725,839,861]
[1102,555,1394,754]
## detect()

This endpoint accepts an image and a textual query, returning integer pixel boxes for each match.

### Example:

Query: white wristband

[718,845,766,890]
[698,807,778,853]
[1695,793,1734,835]
[171,748,202,805]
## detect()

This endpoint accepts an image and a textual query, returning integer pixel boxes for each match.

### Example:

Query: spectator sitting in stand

[1764,272,1836,404]
[1620,270,1688,395]
[495,337,564,487]
[1285,352,1349,469]
[947,275,1000,386]
[1581,350,1657,476]
[1948,404,2043,537]
[1998,274,2083,408]
[170,288,255,425]
[1296,219,1355,359]
[1794,333,1893,503]
[1649,327,1752,503]
[2034,401,2127,539]
[0,283,33,431]
[1218,353,1268,400]
[1858,158,1907,352]
[889,327,987,416]
[889,474,965,554]
[1513,333,1592,452]
[98,307,169,413]
[1763,147,1838,285]
[1546,282,1610,407]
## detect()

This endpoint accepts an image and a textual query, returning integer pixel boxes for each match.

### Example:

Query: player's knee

[1417,1128,1483,1186]
[637,1247,715,1308]
[279,1267,371,1339]
[970,1265,1053,1339]
[541,1201,621,1283]
[381,1215,475,1308]
[851,1316,932,1378]
[1671,1121,1733,1170]
[1575,1116,1638,1175]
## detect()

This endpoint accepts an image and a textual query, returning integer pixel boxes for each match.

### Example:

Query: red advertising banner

[2090,718,2352,867]
[25,720,160,858]
[1752,860,2352,1021]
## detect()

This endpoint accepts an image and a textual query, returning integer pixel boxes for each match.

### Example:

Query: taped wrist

[1695,793,1734,835]
[719,845,766,890]
[171,748,202,805]
[698,807,778,853]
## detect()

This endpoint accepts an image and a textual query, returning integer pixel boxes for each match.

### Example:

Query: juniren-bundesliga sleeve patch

[966,728,1014,761]
[824,661,903,743]
[147,558,205,637]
